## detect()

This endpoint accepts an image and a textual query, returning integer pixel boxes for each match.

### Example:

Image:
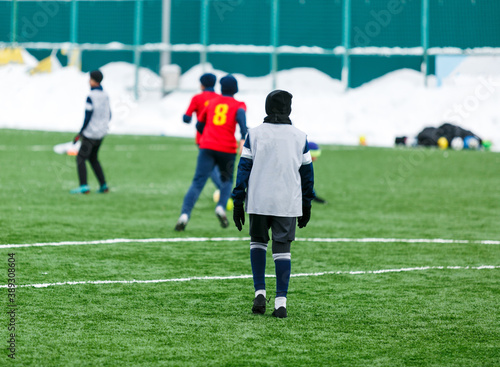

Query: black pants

[77,136,106,186]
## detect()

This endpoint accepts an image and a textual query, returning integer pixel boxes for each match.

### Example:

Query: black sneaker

[174,214,188,231]
[215,206,229,228]
[174,221,186,231]
[272,307,287,319]
[252,294,267,314]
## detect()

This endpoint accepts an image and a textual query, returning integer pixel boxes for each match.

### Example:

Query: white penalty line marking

[1,237,500,249]
[2,265,498,289]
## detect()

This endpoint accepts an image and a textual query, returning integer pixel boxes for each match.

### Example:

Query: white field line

[1,266,498,289]
[1,237,500,249]
[0,237,248,249]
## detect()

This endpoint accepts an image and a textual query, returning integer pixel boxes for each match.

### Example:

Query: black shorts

[249,214,296,244]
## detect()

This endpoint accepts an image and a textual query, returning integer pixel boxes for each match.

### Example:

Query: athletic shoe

[70,185,90,194]
[174,214,189,231]
[252,294,268,315]
[272,307,287,319]
[215,206,229,228]
[98,184,109,193]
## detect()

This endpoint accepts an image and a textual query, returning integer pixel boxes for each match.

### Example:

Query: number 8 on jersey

[213,104,229,126]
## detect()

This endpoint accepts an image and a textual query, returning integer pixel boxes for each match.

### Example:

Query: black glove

[233,203,245,231]
[73,134,80,144]
[298,205,311,228]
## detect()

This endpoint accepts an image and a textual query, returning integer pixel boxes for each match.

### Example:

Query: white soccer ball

[451,137,464,151]
[405,136,418,147]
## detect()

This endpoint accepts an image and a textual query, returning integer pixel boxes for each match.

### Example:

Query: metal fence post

[341,0,351,91]
[270,0,279,90]
[11,0,18,43]
[161,0,172,67]
[134,0,144,100]
[200,0,209,71]
[421,0,430,87]
[71,0,78,44]
[69,0,80,69]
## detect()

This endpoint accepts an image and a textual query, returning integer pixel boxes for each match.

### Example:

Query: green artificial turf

[0,129,499,366]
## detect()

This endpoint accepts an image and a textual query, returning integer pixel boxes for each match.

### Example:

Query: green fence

[1,0,500,92]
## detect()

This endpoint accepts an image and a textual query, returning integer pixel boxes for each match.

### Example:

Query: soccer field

[1,129,499,366]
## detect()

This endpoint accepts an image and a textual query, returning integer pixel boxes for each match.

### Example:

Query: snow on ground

[1,58,499,150]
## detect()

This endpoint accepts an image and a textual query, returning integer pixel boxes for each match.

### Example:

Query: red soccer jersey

[198,95,247,154]
[185,90,218,145]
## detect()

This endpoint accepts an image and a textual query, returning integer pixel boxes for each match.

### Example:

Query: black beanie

[90,70,103,84]
[265,90,292,116]
[200,73,216,88]
[220,75,238,95]
[263,90,293,124]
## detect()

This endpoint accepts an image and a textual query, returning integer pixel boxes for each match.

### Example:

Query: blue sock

[275,259,291,298]
[250,248,266,292]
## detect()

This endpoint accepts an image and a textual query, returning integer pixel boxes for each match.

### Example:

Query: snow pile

[0,58,499,150]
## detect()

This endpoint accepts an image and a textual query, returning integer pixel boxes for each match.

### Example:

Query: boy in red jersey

[175,75,247,231]
[183,73,222,190]
[183,73,218,145]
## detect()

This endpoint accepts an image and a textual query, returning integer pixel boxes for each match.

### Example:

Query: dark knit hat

[308,141,319,151]
[220,75,238,95]
[200,73,216,88]
[265,90,292,116]
[90,70,103,84]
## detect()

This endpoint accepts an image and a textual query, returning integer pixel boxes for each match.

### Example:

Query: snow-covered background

[1,51,499,150]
